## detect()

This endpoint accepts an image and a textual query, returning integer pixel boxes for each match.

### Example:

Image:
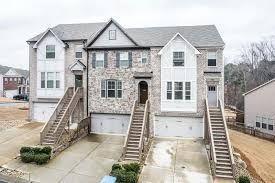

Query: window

[14,78,17,81]
[173,52,184,66]
[208,51,217,66]
[47,72,54,88]
[256,122,261,128]
[101,80,122,98]
[117,81,122,98]
[41,72,45,88]
[46,45,55,59]
[185,82,191,100]
[262,122,267,129]
[141,52,147,64]
[9,78,12,81]
[268,124,274,131]
[208,86,216,91]
[120,52,129,68]
[174,82,183,100]
[109,30,116,40]
[75,45,82,59]
[101,80,106,98]
[95,53,104,68]
[107,80,116,98]
[167,82,172,100]
[55,72,60,88]
[4,78,7,82]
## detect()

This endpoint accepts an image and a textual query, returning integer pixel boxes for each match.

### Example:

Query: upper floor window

[119,52,129,68]
[41,72,60,89]
[174,82,183,100]
[46,45,55,59]
[95,53,104,68]
[185,82,191,100]
[9,78,12,81]
[173,52,184,66]
[141,52,147,64]
[75,45,83,59]
[208,51,217,66]
[109,30,116,40]
[101,80,122,98]
[166,82,172,100]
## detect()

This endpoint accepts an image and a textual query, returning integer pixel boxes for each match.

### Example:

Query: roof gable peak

[33,28,66,48]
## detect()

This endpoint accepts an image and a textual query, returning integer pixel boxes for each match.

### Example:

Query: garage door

[154,116,203,138]
[33,102,57,122]
[91,114,130,135]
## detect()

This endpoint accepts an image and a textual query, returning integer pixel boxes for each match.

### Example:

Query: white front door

[207,86,217,107]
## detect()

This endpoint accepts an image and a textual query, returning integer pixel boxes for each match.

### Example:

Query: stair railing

[53,87,83,145]
[40,87,74,144]
[138,100,149,161]
[219,99,235,175]
[205,98,217,176]
[123,100,137,159]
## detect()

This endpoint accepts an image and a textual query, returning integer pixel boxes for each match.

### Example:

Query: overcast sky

[0,0,274,70]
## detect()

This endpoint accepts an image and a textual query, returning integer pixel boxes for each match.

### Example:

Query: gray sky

[0,0,274,70]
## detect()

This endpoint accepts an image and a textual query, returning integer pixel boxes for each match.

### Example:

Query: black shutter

[128,52,132,68]
[116,52,120,68]
[92,53,96,68]
[104,52,108,68]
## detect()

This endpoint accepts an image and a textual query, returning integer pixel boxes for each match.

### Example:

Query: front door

[75,75,83,88]
[207,85,217,107]
[139,81,148,104]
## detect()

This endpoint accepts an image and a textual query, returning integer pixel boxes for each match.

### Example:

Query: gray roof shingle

[0,65,29,77]
[28,22,224,47]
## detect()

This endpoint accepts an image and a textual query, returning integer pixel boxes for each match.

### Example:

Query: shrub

[122,163,140,174]
[112,163,122,171]
[111,169,137,183]
[41,146,52,155]
[34,153,50,165]
[238,176,250,183]
[21,152,34,163]
[33,147,42,154]
[20,147,32,154]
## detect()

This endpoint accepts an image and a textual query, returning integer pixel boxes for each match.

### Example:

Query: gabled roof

[69,60,86,71]
[243,78,275,96]
[158,33,201,55]
[0,65,28,77]
[27,20,225,48]
[86,18,138,48]
[33,28,66,48]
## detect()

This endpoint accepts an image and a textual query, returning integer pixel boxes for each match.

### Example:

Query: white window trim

[119,52,129,68]
[109,30,116,40]
[173,51,185,67]
[46,45,56,59]
[141,52,147,64]
[95,52,104,68]
[101,80,123,99]
[75,45,83,59]
[163,81,194,102]
[40,72,61,89]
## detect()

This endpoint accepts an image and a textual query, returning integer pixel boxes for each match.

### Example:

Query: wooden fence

[227,123,275,143]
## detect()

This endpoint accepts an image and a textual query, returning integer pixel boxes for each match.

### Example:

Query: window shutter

[92,53,96,68]
[116,52,120,68]
[128,52,132,68]
[104,52,108,68]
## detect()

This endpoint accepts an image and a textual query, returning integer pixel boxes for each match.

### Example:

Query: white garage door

[33,102,57,122]
[154,116,203,138]
[91,114,130,135]
[5,90,18,98]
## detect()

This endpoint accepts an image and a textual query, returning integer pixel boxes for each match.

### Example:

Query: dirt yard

[229,129,275,183]
[0,100,29,131]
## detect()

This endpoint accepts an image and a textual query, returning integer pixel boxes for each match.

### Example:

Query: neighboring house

[0,66,29,98]
[27,19,224,137]
[243,78,275,135]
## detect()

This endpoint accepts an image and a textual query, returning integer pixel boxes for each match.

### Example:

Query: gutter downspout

[86,46,89,117]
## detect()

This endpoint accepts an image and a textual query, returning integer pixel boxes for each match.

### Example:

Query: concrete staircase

[209,107,234,179]
[124,104,145,161]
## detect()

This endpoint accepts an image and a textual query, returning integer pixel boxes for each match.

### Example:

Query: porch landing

[139,138,213,183]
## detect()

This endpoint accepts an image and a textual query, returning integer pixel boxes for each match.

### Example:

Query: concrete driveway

[0,122,124,183]
[139,138,213,183]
